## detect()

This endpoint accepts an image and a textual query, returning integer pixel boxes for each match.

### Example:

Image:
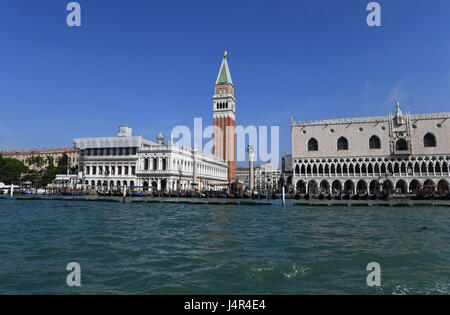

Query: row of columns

[294,178,450,195]
[294,162,450,178]
[85,165,136,176]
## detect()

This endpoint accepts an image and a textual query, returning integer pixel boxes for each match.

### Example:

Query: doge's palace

[290,103,450,195]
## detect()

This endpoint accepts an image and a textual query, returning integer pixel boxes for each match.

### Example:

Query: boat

[170,192,181,198]
[64,191,80,196]
[259,193,268,199]
[97,190,111,196]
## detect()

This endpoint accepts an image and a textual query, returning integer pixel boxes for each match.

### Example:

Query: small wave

[392,282,450,295]
[392,284,413,295]
[247,262,310,282]
[282,264,311,280]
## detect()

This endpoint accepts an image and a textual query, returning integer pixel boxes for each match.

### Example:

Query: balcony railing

[393,148,412,155]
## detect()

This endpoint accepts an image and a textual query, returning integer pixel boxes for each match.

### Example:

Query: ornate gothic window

[337,137,348,150]
[307,138,318,151]
[396,139,408,151]
[369,135,381,149]
[423,133,436,147]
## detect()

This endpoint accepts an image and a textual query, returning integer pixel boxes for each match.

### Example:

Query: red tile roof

[1,147,77,156]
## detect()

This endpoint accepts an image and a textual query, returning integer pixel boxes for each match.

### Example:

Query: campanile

[213,52,236,182]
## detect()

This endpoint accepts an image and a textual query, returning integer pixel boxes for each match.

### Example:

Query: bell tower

[213,51,236,181]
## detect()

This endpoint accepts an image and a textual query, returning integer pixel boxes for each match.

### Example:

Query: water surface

[0,199,448,294]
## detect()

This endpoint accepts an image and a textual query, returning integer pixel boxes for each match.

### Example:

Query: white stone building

[254,162,282,192]
[74,127,228,191]
[235,167,250,189]
[290,103,450,195]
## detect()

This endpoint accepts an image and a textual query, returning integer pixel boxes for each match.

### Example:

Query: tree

[58,153,69,167]
[40,155,71,187]
[0,158,28,185]
[46,155,54,167]
[26,156,45,169]
[21,170,41,183]
[41,166,61,187]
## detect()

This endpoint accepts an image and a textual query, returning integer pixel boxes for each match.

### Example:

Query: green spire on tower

[216,51,233,86]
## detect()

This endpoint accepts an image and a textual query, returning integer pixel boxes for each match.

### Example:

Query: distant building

[281,153,293,190]
[51,174,78,189]
[254,162,282,192]
[290,103,450,195]
[1,148,78,171]
[74,126,228,191]
[235,167,250,189]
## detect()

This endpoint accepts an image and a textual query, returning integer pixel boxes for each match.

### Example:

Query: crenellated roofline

[291,112,450,127]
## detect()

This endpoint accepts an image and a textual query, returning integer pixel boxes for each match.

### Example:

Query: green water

[0,199,448,294]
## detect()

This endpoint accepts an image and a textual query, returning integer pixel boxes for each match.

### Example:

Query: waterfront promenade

[2,195,450,207]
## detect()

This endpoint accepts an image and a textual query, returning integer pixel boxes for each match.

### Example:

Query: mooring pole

[282,185,286,206]
[123,185,127,203]
[10,181,14,199]
[247,145,255,197]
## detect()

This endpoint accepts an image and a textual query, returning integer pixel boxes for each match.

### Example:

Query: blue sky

[0,0,449,166]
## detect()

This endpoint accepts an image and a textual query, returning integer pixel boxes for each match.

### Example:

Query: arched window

[337,137,348,150]
[423,133,436,147]
[369,135,381,149]
[396,139,408,151]
[308,138,319,151]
